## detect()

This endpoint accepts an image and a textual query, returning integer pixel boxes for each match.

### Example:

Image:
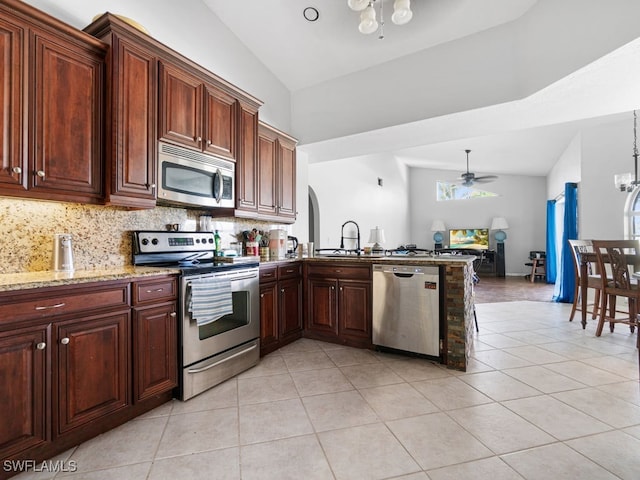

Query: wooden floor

[474,275,556,303]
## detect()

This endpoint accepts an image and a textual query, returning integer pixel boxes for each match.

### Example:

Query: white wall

[547,133,582,199]
[23,0,292,132]
[308,155,410,251]
[580,119,631,239]
[408,168,547,275]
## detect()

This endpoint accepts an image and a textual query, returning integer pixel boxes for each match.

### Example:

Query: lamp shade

[490,217,509,230]
[430,220,446,232]
[368,226,386,244]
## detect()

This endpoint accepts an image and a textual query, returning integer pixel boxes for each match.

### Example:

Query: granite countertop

[0,266,180,293]
[260,254,475,266]
[0,254,475,293]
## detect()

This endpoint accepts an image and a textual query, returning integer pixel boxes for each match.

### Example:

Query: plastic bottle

[214,230,221,255]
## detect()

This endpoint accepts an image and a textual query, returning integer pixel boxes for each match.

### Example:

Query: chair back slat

[592,240,639,290]
[568,239,595,278]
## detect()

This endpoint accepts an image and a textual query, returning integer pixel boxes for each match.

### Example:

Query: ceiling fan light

[359,5,378,34]
[392,0,413,25]
[348,0,369,12]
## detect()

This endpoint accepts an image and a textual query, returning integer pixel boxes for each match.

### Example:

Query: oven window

[198,291,250,340]
[163,161,215,199]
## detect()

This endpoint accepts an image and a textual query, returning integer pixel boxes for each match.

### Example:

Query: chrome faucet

[340,220,361,255]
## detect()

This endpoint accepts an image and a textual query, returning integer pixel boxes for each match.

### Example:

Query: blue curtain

[553,182,578,303]
[545,200,557,283]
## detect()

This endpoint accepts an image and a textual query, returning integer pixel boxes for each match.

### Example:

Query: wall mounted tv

[448,228,490,250]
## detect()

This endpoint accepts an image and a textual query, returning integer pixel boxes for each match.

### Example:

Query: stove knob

[151,238,159,245]
[201,237,207,244]
[208,238,214,244]
[195,239,200,244]
[141,238,149,246]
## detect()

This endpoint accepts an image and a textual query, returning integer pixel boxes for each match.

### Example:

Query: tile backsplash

[0,197,288,274]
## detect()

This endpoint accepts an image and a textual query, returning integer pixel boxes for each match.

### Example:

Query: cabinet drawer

[278,263,301,280]
[306,264,371,280]
[0,283,130,325]
[260,265,278,282]
[133,276,178,305]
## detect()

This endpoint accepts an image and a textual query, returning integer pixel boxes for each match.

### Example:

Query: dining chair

[567,239,602,323]
[592,240,640,348]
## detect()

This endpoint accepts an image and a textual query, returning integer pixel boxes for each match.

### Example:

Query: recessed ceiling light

[303,7,319,22]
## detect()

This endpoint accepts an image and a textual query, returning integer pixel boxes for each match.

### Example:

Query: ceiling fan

[459,149,498,187]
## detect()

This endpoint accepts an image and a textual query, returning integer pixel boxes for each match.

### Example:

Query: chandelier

[614,110,640,192]
[347,0,413,39]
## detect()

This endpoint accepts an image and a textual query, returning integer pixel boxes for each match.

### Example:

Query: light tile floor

[12,301,640,480]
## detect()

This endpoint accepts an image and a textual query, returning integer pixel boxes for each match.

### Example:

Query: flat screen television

[448,228,490,250]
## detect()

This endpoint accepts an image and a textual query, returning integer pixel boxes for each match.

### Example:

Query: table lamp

[430,219,446,249]
[490,217,509,242]
[368,226,386,253]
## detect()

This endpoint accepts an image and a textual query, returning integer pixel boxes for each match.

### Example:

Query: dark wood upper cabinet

[0,0,107,204]
[235,103,259,212]
[159,60,238,161]
[256,122,298,223]
[0,15,25,192]
[85,14,159,209]
[29,29,105,201]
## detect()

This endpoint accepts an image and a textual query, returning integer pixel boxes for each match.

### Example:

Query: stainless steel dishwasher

[372,264,441,357]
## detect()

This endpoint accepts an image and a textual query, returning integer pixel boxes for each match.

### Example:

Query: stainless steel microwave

[157,142,234,209]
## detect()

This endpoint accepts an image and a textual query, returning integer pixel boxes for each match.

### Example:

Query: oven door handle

[186,343,258,374]
[186,274,257,288]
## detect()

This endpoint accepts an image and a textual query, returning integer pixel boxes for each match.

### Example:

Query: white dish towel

[188,277,233,327]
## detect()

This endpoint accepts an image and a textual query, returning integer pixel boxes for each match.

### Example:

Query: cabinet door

[236,104,258,212]
[259,282,279,355]
[279,276,303,340]
[338,280,371,341]
[306,278,338,336]
[0,325,49,459]
[204,86,236,160]
[277,139,296,219]
[54,311,129,437]
[257,128,277,216]
[133,303,177,402]
[30,29,104,201]
[106,35,157,207]
[158,61,202,150]
[0,17,25,191]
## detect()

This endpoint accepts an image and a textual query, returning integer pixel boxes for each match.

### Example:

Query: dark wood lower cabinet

[0,276,177,479]
[133,302,178,402]
[0,325,49,460]
[259,263,303,356]
[304,263,372,348]
[54,311,129,438]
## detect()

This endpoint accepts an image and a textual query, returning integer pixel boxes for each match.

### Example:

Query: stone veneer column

[444,262,475,370]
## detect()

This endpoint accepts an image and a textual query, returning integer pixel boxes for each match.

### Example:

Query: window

[625,187,640,240]
[436,181,499,201]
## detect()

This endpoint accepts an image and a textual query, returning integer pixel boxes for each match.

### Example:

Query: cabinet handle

[36,170,46,178]
[197,136,202,143]
[12,166,22,174]
[206,140,212,146]
[331,286,335,290]
[60,337,70,345]
[285,269,295,273]
[334,270,342,273]
[146,288,164,293]
[281,288,285,293]
[146,183,156,190]
[340,287,343,291]
[34,302,65,311]
[170,312,177,318]
[260,293,264,298]
[36,342,46,350]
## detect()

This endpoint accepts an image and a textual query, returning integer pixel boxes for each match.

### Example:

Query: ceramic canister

[268,229,287,260]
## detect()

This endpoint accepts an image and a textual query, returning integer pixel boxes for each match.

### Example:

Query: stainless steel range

[132,231,259,400]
